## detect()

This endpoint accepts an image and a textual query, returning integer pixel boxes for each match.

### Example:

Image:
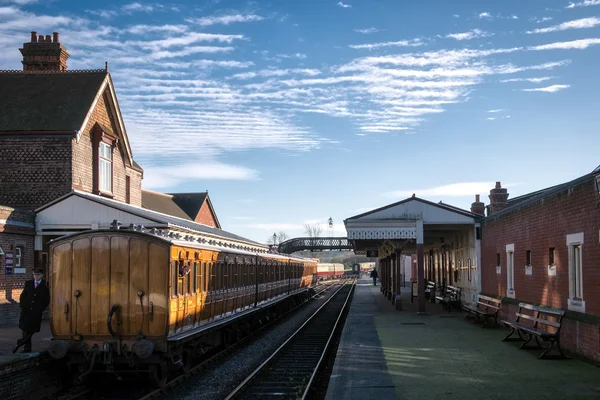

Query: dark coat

[19,279,50,332]
[370,270,378,278]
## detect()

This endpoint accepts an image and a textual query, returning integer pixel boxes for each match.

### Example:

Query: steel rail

[224,278,355,400]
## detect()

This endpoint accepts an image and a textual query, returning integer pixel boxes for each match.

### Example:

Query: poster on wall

[5,251,13,274]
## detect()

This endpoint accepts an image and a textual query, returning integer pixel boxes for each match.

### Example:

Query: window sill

[568,298,585,313]
[95,189,114,199]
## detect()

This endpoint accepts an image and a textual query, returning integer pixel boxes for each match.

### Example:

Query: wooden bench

[501,303,568,359]
[462,295,501,327]
[435,285,461,312]
[425,281,436,303]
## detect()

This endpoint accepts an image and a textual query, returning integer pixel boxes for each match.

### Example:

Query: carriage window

[195,262,200,292]
[172,261,178,297]
[187,262,192,295]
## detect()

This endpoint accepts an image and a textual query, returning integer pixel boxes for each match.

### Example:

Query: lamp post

[328,217,333,238]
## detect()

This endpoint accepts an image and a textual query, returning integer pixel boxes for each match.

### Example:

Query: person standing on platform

[370,268,379,286]
[13,268,50,353]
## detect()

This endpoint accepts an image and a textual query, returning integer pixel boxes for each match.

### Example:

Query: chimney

[488,181,509,215]
[19,30,70,71]
[470,194,485,216]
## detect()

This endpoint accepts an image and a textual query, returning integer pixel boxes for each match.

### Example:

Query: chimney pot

[476,194,480,202]
[30,31,37,42]
[495,181,501,188]
[45,34,51,42]
[38,35,44,42]
[53,32,59,43]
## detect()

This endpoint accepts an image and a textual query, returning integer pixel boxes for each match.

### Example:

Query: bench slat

[478,295,501,304]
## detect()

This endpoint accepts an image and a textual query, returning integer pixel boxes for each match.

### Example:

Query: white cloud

[122,2,154,13]
[530,16,553,23]
[501,76,554,83]
[527,17,600,34]
[386,182,499,198]
[354,27,379,34]
[1,0,37,4]
[522,84,570,92]
[445,29,493,41]
[191,59,253,68]
[349,39,423,49]
[143,162,259,189]
[124,24,188,34]
[487,117,496,120]
[566,0,600,8]
[529,38,600,50]
[192,14,263,26]
[231,68,321,80]
[488,109,505,112]
[337,2,352,8]
[478,12,492,19]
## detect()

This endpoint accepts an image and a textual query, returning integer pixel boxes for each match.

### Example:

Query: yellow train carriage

[47,228,317,384]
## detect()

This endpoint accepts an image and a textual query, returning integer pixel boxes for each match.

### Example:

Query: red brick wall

[0,207,35,327]
[481,177,599,316]
[73,90,142,206]
[0,137,72,209]
[194,201,218,227]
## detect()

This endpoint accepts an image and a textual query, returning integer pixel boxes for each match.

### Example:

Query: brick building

[0,207,35,326]
[481,168,600,361]
[0,32,232,326]
[141,190,221,228]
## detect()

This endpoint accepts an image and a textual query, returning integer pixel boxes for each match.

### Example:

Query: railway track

[224,279,355,400]
[46,281,345,400]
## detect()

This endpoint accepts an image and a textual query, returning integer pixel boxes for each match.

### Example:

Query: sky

[1,0,599,244]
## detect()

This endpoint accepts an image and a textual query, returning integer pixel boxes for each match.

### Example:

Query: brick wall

[481,177,599,316]
[0,356,63,400]
[481,176,600,361]
[195,201,217,227]
[0,207,35,327]
[0,137,72,209]
[72,90,142,206]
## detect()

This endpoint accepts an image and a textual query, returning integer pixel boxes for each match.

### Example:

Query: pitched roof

[0,70,108,132]
[485,170,597,220]
[345,194,478,221]
[168,192,208,221]
[36,190,263,246]
[141,190,191,221]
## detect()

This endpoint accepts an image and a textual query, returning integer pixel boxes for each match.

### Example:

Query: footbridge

[277,237,353,254]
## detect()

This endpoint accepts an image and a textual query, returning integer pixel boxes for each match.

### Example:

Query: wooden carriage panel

[50,242,72,337]
[148,242,168,336]
[91,236,110,335]
[110,236,131,335]
[71,238,92,335]
[129,238,149,336]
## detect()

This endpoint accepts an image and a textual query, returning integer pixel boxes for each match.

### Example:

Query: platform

[325,278,600,400]
[0,320,50,367]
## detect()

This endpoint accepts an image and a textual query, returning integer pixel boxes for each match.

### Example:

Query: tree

[303,223,322,238]
[267,231,290,245]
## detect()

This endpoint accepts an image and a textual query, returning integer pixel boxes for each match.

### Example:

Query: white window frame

[506,244,515,298]
[99,141,112,193]
[566,232,585,313]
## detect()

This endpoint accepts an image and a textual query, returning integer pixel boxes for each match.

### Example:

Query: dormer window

[93,124,117,197]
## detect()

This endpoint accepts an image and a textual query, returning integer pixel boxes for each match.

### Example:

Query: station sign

[366,249,378,258]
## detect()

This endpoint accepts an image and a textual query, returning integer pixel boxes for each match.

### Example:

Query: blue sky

[1,0,599,243]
